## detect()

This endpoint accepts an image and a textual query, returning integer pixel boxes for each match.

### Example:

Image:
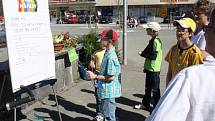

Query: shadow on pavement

[87,103,96,110]
[116,97,140,107]
[80,89,141,107]
[116,107,146,121]
[80,89,147,121]
[34,94,96,120]
[133,94,144,99]
[87,96,146,121]
[34,108,91,121]
[87,102,146,121]
[81,89,94,94]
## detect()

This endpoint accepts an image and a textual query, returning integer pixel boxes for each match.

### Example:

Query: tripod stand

[0,79,62,121]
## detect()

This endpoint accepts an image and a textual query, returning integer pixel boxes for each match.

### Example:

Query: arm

[190,52,204,65]
[200,50,209,60]
[89,56,96,69]
[140,39,159,60]
[198,35,208,59]
[165,48,173,87]
[166,65,172,87]
[96,75,115,82]
[87,71,115,82]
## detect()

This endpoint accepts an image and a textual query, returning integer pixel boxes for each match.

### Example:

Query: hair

[188,28,193,34]
[106,29,113,40]
[194,0,212,16]
[208,6,215,33]
[209,6,215,26]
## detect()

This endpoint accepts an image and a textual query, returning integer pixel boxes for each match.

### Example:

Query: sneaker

[134,104,149,110]
[92,115,104,121]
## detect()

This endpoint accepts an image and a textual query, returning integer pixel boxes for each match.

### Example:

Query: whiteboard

[2,0,56,92]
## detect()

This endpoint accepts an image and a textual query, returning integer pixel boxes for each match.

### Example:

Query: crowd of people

[85,0,215,121]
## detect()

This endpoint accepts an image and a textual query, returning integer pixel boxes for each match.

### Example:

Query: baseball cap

[174,17,196,32]
[101,28,118,42]
[142,22,161,31]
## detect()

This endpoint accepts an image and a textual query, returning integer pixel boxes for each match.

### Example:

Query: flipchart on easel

[2,0,55,92]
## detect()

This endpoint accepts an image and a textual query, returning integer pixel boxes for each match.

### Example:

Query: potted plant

[52,32,77,52]
[53,34,65,52]
[77,31,100,68]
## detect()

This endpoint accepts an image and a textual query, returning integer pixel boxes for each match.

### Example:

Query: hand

[87,71,97,80]
[89,60,95,68]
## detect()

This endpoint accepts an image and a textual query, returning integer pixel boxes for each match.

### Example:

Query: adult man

[145,6,215,121]
[87,29,121,121]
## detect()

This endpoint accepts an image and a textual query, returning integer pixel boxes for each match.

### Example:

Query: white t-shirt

[145,56,215,121]
[191,30,206,50]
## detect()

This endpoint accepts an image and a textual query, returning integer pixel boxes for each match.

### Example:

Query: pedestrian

[192,0,211,59]
[134,22,162,111]
[165,17,203,86]
[87,29,121,121]
[145,5,215,121]
[89,36,106,121]
[181,11,207,57]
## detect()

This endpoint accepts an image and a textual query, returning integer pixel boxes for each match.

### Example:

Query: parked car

[56,17,69,24]
[98,16,112,24]
[78,16,86,24]
[139,16,148,24]
[68,16,79,24]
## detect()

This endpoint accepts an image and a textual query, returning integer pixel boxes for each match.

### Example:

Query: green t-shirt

[144,37,162,72]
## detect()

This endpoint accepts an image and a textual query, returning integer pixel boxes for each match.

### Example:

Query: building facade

[96,0,215,17]
[48,0,215,18]
[0,0,215,17]
[49,0,96,17]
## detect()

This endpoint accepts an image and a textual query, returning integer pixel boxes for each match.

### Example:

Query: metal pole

[123,0,128,65]
[51,86,63,121]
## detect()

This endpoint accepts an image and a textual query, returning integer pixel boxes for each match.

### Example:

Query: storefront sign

[160,8,168,17]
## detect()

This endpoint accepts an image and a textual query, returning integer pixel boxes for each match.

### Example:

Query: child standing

[87,29,121,121]
[89,39,106,121]
[134,22,163,111]
[165,18,204,86]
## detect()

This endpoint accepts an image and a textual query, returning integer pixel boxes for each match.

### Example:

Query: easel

[0,79,63,121]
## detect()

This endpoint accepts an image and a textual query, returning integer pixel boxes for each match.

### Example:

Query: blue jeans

[94,87,102,116]
[101,98,116,121]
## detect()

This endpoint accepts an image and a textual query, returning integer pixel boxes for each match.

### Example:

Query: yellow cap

[174,18,196,32]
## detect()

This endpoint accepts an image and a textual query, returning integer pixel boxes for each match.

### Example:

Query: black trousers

[142,70,161,109]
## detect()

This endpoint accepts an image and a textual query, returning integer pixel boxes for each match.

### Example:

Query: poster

[68,48,78,62]
[2,0,55,92]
